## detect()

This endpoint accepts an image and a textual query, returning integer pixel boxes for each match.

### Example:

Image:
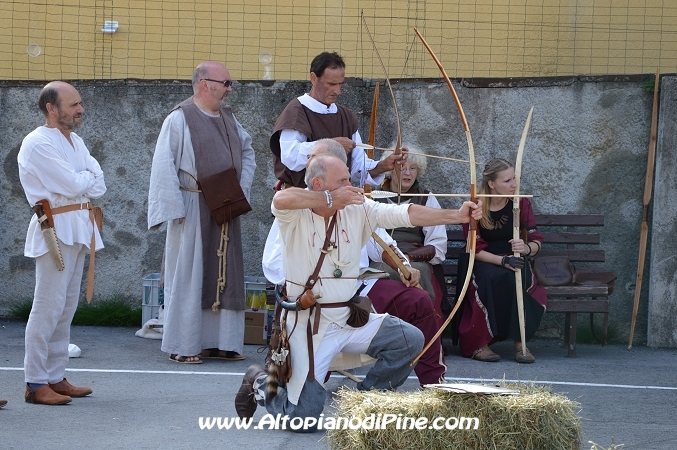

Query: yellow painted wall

[1,0,675,81]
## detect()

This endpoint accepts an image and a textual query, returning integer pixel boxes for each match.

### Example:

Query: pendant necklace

[331,217,342,278]
[312,213,347,278]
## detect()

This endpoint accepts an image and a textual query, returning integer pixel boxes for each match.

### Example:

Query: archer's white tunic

[272,197,413,404]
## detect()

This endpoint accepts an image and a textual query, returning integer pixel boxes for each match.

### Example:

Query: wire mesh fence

[1,0,675,81]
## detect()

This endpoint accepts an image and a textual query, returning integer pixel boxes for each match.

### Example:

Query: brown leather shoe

[25,385,71,405]
[515,344,536,364]
[0,398,7,408]
[235,365,266,419]
[49,378,92,397]
[471,346,501,362]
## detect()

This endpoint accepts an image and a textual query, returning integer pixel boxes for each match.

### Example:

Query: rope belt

[212,222,229,312]
[51,202,98,302]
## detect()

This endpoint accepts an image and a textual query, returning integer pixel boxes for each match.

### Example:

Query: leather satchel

[574,270,618,295]
[533,256,575,286]
[198,166,251,226]
[346,295,372,328]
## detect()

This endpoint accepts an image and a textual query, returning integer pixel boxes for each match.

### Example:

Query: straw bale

[326,383,581,450]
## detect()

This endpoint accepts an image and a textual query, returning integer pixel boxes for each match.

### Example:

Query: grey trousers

[258,315,424,432]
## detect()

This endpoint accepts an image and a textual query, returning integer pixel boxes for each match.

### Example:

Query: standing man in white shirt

[18,81,106,405]
[270,51,403,190]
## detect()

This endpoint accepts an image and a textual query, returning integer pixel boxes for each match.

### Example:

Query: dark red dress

[457,198,547,358]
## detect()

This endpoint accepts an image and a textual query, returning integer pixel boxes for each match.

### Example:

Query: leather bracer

[406,244,436,263]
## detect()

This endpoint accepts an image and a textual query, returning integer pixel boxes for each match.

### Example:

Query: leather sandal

[169,354,202,364]
[200,349,245,361]
[471,346,501,362]
[515,344,535,363]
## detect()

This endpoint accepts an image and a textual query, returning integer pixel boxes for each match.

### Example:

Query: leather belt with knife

[32,199,103,303]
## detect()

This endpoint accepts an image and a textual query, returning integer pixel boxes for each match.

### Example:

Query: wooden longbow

[410,28,477,366]
[628,69,660,350]
[513,107,534,356]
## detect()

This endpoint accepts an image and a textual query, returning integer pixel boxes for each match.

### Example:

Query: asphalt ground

[1,317,676,450]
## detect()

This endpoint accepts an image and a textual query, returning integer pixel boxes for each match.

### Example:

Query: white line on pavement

[1,366,676,391]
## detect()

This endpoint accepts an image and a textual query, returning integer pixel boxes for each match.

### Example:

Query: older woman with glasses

[372,147,449,329]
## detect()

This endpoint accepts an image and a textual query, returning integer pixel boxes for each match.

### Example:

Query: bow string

[361,11,412,280]
[362,11,403,203]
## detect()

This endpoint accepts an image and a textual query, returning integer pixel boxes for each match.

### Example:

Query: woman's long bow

[513,107,534,356]
[411,28,478,366]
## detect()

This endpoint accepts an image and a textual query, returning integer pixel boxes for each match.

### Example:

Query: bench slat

[534,214,604,227]
[545,285,609,296]
[447,229,465,241]
[445,247,466,259]
[445,248,605,262]
[538,248,605,262]
[448,230,601,245]
[548,298,609,313]
[442,265,458,276]
[540,231,600,244]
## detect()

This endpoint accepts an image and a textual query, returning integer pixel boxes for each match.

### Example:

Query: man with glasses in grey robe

[148,61,256,364]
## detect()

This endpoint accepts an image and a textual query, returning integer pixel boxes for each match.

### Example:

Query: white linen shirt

[18,126,106,258]
[262,220,402,297]
[272,197,413,404]
[382,194,448,264]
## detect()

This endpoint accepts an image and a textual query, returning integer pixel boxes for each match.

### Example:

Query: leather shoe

[235,364,266,419]
[515,344,535,364]
[49,378,92,397]
[471,346,501,362]
[0,398,7,408]
[25,385,71,405]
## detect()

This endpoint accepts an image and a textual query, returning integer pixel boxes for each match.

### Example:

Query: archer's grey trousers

[257,314,424,432]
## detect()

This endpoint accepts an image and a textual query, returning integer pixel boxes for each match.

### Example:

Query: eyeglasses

[201,78,233,88]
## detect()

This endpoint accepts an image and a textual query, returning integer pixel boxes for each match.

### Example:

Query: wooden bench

[443,214,611,357]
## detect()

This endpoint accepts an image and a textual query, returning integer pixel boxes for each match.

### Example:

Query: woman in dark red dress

[458,158,546,363]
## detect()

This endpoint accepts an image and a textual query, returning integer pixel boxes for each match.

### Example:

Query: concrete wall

[648,76,677,348]
[0,77,665,345]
